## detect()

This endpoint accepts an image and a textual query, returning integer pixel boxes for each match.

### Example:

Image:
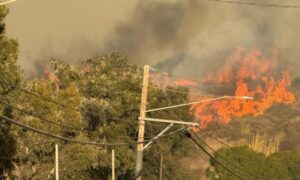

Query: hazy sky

[5,0,138,75]
[4,0,300,78]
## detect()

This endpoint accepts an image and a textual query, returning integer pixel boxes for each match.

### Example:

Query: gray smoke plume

[104,0,300,150]
[104,0,300,78]
[25,0,300,79]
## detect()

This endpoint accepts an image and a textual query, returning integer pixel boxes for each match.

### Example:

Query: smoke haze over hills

[5,0,300,78]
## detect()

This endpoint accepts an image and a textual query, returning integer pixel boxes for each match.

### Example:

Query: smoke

[102,0,300,150]
[30,34,103,77]
[25,0,300,79]
[104,0,210,70]
[104,0,300,78]
[16,0,300,151]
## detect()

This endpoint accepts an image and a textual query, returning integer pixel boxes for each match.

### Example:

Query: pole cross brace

[143,123,174,150]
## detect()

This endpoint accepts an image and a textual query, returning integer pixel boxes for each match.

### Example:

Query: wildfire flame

[192,48,295,129]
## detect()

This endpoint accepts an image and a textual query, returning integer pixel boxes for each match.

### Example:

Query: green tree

[267,151,300,179]
[206,146,300,180]
[206,146,266,180]
[10,80,89,179]
[49,54,198,179]
[0,6,22,178]
[5,53,198,179]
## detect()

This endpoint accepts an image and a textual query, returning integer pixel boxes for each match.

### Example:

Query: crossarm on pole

[140,117,199,127]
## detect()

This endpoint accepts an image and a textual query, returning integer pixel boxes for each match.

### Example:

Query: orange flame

[193,48,295,129]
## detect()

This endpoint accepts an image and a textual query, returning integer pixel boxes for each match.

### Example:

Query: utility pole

[135,65,150,180]
[55,144,59,180]
[112,149,115,180]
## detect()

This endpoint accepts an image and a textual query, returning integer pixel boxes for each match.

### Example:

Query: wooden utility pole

[159,154,163,180]
[55,144,59,180]
[135,65,150,180]
[112,150,115,180]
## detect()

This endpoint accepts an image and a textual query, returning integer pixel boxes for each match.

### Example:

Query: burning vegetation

[151,47,296,129]
[193,48,295,128]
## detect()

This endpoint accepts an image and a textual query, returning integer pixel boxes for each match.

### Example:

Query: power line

[0,100,184,141]
[194,130,275,175]
[146,96,253,113]
[150,66,199,84]
[20,88,79,111]
[149,66,222,95]
[19,84,196,126]
[157,88,202,96]
[206,0,300,9]
[197,130,230,147]
[192,131,261,179]
[0,100,85,131]
[0,115,186,147]
[0,79,80,111]
[0,75,216,124]
[0,100,134,137]
[0,82,139,126]
[0,79,206,132]
[154,87,219,98]
[185,130,245,180]
[0,79,190,127]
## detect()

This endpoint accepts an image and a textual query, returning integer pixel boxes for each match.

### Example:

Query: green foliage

[268,151,300,179]
[9,80,92,179]
[0,52,198,179]
[206,146,300,180]
[0,6,22,177]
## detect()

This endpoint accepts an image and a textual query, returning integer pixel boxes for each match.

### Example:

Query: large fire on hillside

[193,48,295,128]
[151,47,296,129]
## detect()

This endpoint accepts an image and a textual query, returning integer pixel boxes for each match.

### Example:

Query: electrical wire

[150,66,199,83]
[205,0,300,9]
[0,79,109,120]
[197,129,284,177]
[1,86,142,127]
[0,114,187,147]
[0,100,85,131]
[193,131,262,179]
[146,96,253,113]
[144,126,187,141]
[21,86,189,127]
[197,130,230,147]
[185,130,245,180]
[0,74,215,126]
[154,87,219,98]
[149,66,222,95]
[0,79,80,112]
[0,79,198,131]
[158,88,202,96]
[20,88,79,111]
[0,100,185,141]
[0,79,188,127]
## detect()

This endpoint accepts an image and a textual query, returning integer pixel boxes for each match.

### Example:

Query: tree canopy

[206,146,300,180]
[1,50,198,179]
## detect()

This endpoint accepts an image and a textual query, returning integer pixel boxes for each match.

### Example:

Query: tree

[0,6,22,178]
[10,81,86,179]
[206,146,300,180]
[267,151,300,179]
[5,53,198,179]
